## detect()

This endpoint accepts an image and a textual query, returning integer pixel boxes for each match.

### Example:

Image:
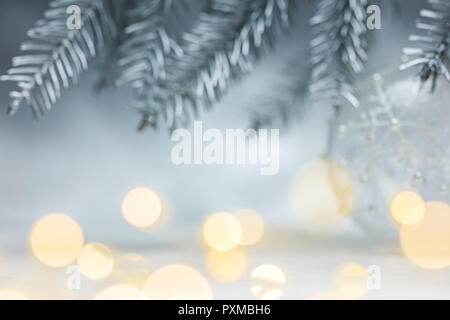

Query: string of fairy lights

[0,186,287,300]
[0,158,449,299]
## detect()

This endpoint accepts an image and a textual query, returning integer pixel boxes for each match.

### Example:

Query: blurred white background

[0,0,449,300]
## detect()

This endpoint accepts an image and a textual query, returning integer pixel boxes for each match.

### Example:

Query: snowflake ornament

[328,71,450,241]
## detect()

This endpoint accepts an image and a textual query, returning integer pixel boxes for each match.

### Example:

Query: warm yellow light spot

[0,289,28,300]
[30,213,84,267]
[206,248,248,282]
[289,159,354,230]
[334,263,368,300]
[250,264,286,300]
[122,187,162,228]
[328,162,354,215]
[111,253,149,288]
[400,202,450,270]
[391,191,425,225]
[202,212,242,252]
[234,209,264,246]
[142,264,213,300]
[77,243,114,280]
[94,284,146,300]
[123,253,144,262]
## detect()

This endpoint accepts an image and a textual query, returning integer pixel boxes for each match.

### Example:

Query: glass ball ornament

[327,71,450,242]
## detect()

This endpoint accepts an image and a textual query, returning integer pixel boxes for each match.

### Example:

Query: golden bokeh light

[234,209,264,246]
[206,248,248,282]
[94,284,146,300]
[142,264,213,300]
[30,213,84,268]
[400,201,450,270]
[122,253,144,262]
[122,187,163,228]
[390,191,425,226]
[202,212,242,252]
[111,253,150,288]
[0,289,28,300]
[334,263,368,300]
[77,243,114,280]
[289,159,354,230]
[250,264,286,300]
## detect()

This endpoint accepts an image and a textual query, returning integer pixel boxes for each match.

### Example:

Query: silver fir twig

[400,0,450,91]
[117,0,186,130]
[309,0,369,108]
[0,0,116,116]
[137,0,294,132]
[94,0,131,93]
[249,57,311,130]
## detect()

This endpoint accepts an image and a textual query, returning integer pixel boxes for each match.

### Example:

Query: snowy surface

[1,230,449,300]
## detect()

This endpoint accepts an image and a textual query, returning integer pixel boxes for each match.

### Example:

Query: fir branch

[0,0,116,116]
[249,58,311,130]
[400,0,450,91]
[309,0,369,108]
[94,0,131,93]
[116,0,186,130]
[116,0,184,87]
[137,0,294,131]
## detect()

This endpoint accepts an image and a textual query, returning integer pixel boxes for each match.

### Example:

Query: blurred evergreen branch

[0,0,412,133]
[93,0,131,93]
[0,0,116,116]
[249,57,311,130]
[136,0,295,131]
[309,0,369,108]
[116,0,186,130]
[401,0,450,91]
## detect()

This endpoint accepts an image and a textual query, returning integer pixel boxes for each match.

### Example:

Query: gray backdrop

[0,0,422,250]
